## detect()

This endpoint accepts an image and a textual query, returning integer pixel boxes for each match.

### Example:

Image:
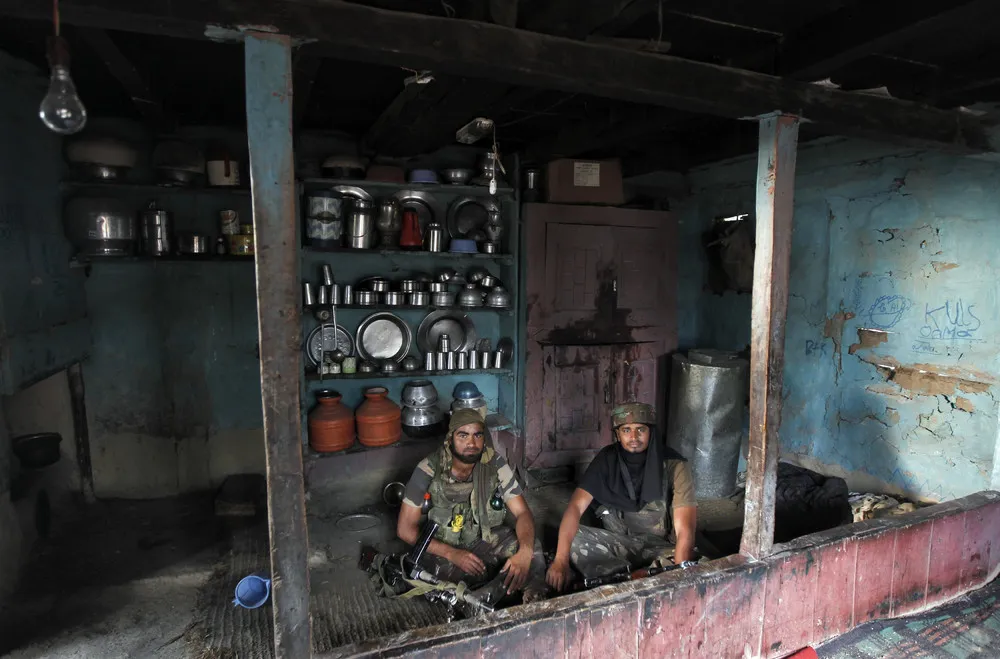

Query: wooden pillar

[244,32,312,657]
[740,113,799,560]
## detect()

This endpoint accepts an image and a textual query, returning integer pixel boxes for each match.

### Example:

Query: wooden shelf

[70,254,255,268]
[303,245,514,264]
[306,368,512,381]
[321,304,512,315]
[305,432,441,457]
[300,177,514,196]
[61,180,251,195]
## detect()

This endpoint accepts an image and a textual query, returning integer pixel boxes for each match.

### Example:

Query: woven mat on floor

[185,524,450,657]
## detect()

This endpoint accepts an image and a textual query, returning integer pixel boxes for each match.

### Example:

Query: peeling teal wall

[678,138,1000,501]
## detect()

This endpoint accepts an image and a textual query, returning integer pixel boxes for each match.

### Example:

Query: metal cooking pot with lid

[64,197,137,256]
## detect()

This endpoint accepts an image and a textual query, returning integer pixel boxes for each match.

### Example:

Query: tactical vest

[599,459,675,541]
[425,448,506,548]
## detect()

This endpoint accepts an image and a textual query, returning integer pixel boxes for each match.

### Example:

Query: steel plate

[304,324,354,365]
[356,312,412,363]
[416,310,478,354]
[446,196,500,239]
[336,513,380,532]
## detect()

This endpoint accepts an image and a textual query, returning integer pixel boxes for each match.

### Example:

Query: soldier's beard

[450,438,483,464]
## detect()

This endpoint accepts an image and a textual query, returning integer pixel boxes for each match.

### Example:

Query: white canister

[207,159,241,186]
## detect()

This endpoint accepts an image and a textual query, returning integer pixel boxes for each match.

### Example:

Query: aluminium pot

[409,291,430,307]
[63,197,137,256]
[401,379,439,407]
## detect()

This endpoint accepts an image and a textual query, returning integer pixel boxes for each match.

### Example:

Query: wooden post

[244,31,312,657]
[740,113,799,560]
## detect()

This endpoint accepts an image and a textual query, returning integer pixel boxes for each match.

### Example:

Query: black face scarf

[580,427,684,513]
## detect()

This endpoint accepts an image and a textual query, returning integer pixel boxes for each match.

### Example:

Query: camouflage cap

[610,402,656,428]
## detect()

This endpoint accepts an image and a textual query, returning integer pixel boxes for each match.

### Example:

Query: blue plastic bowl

[449,239,478,253]
[233,572,271,609]
[453,381,482,400]
[408,169,439,184]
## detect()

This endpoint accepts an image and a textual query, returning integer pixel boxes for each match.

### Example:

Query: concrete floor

[0,482,746,658]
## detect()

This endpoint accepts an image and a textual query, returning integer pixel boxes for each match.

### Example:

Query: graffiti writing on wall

[866,295,912,329]
[805,339,828,357]
[919,299,981,341]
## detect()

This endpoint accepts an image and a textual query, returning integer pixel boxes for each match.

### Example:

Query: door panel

[614,227,670,327]
[537,345,613,461]
[613,342,662,410]
[543,224,615,328]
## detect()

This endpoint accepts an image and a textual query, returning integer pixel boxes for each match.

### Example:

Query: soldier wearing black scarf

[546,403,698,591]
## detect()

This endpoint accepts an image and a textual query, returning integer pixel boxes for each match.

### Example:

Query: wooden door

[529,344,615,467]
[613,226,673,330]
[611,342,665,417]
[541,223,616,330]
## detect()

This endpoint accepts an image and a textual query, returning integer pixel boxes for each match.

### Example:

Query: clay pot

[356,386,402,447]
[308,390,355,452]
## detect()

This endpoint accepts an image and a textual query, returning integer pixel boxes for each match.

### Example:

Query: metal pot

[466,267,489,284]
[401,404,445,428]
[428,282,447,293]
[401,355,421,371]
[358,361,377,373]
[409,291,430,307]
[346,198,376,249]
[140,203,172,256]
[485,286,512,309]
[431,291,455,307]
[63,197,137,256]
[399,279,421,293]
[355,290,377,306]
[366,278,390,292]
[457,283,484,308]
[381,359,399,374]
[12,432,62,469]
[383,291,405,306]
[402,380,439,407]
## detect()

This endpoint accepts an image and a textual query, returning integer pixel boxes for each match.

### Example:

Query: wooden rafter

[77,27,168,128]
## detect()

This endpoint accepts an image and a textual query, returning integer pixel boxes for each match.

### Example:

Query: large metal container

[666,351,748,498]
[140,204,172,256]
[63,197,137,256]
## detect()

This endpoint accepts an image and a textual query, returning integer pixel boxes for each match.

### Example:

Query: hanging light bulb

[39,0,86,135]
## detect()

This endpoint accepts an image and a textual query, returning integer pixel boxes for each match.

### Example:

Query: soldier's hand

[501,548,531,593]
[546,557,572,592]
[448,548,487,576]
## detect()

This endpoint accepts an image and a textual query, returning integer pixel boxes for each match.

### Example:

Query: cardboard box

[545,158,625,205]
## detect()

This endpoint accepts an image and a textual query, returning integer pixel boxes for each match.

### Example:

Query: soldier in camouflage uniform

[397,408,546,601]
[546,403,698,591]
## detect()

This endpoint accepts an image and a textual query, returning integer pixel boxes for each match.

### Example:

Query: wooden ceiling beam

[0,0,990,152]
[774,0,996,81]
[76,27,169,129]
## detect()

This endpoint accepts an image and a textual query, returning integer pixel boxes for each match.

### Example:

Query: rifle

[359,521,496,615]
[575,562,682,590]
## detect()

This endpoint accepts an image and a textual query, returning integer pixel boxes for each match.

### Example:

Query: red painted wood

[813,539,858,641]
[926,512,967,601]
[853,530,896,623]
[481,618,565,658]
[565,609,593,659]
[706,568,768,659]
[762,552,817,658]
[890,523,932,617]
[962,506,990,589]
[986,500,1000,577]
[589,599,641,658]
[412,637,483,659]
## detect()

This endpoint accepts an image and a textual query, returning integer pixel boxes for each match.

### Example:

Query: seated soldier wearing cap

[546,402,697,591]
[397,409,547,601]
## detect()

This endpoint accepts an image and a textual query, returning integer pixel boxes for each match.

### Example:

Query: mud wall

[677,137,1000,501]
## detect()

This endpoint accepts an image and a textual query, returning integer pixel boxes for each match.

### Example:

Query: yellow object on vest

[450,513,465,533]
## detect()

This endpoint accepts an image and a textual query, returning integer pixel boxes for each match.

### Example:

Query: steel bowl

[381,359,399,373]
[358,361,377,373]
[466,267,489,284]
[436,268,459,283]
[457,283,484,308]
[485,286,512,309]
[428,282,447,293]
[12,433,62,469]
[480,275,502,289]
[399,279,421,293]
[482,241,498,254]
[402,379,439,407]
[383,291,405,306]
[409,291,430,307]
[383,481,406,507]
[440,168,474,185]
[452,381,482,400]
[355,290,377,306]
[431,291,455,307]
[401,355,421,371]
[366,278,390,293]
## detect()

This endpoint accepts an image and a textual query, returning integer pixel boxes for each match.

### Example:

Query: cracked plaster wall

[677,137,1000,501]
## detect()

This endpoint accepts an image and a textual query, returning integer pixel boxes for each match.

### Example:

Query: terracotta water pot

[308,390,355,452]
[356,386,402,447]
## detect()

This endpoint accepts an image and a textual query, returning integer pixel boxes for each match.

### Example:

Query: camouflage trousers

[569,525,675,580]
[421,525,546,594]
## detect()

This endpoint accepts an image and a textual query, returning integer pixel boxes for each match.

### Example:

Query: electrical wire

[53,0,60,36]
